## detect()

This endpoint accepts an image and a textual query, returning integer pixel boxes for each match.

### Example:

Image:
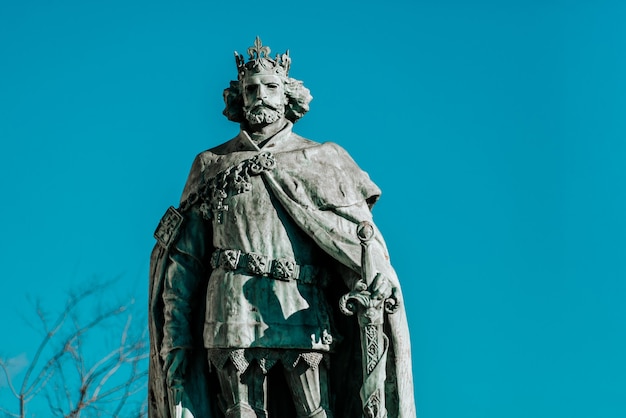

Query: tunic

[203,146,335,350]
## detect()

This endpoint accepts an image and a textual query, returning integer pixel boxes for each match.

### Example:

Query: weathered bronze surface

[149,37,415,418]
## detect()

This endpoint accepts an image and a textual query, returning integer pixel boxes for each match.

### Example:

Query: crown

[235,37,291,80]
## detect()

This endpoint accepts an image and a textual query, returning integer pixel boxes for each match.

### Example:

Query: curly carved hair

[222,77,313,123]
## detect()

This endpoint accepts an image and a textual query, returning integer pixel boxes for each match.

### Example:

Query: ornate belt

[210,249,320,285]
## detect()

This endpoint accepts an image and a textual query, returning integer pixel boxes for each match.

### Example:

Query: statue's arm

[160,205,211,387]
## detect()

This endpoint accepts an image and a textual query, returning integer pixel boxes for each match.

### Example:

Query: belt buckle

[271,258,296,281]
[247,253,269,276]
[220,249,241,270]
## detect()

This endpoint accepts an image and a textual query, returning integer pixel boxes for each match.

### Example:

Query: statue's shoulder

[288,135,357,165]
[285,131,342,152]
[285,132,323,150]
[178,136,239,201]
[183,135,243,178]
[197,135,240,164]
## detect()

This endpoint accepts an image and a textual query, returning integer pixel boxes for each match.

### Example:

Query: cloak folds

[148,138,416,418]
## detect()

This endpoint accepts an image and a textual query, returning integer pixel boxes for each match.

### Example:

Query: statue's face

[241,74,287,126]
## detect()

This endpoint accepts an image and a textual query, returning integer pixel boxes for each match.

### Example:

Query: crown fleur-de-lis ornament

[247,36,270,63]
[234,37,291,80]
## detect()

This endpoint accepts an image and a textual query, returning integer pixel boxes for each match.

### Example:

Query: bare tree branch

[44,387,66,417]
[0,405,20,418]
[20,285,98,397]
[53,355,74,414]
[2,279,148,418]
[25,303,127,398]
[0,359,20,399]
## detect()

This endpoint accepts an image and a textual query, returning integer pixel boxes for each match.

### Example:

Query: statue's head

[223,37,312,125]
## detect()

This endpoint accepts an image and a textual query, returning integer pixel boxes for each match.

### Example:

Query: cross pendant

[212,198,229,224]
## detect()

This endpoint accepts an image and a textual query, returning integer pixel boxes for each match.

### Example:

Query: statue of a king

[148,37,416,418]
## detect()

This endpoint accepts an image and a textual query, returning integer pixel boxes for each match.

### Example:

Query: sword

[340,221,399,418]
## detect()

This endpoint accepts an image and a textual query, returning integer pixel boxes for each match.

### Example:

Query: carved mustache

[246,101,279,112]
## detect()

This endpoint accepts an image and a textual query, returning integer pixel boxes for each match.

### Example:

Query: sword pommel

[357,221,375,243]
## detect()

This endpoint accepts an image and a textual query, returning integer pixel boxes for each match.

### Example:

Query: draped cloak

[148,122,416,418]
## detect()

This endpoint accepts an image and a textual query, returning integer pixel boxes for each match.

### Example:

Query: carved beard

[244,103,285,125]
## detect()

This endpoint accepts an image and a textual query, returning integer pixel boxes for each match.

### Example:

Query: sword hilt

[357,221,375,287]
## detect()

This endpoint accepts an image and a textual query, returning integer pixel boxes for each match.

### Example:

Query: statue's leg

[283,359,332,418]
[215,361,267,418]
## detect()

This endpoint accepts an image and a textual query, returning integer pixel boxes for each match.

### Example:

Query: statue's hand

[163,349,187,392]
[370,273,393,301]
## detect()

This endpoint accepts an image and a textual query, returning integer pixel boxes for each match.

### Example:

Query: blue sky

[1,1,625,417]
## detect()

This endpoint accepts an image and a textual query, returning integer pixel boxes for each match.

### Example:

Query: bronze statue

[149,37,415,418]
